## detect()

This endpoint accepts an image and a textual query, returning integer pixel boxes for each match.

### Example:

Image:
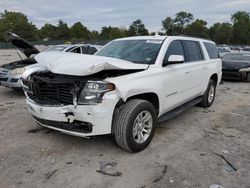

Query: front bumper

[222,70,247,81]
[0,68,22,88]
[26,96,119,137]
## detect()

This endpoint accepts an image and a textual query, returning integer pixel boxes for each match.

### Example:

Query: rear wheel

[199,79,216,108]
[113,99,157,152]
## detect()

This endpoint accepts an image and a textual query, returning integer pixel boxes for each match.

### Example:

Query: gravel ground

[0,50,250,188]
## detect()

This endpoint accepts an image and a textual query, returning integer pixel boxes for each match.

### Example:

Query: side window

[204,42,219,59]
[164,40,185,62]
[183,41,204,62]
[88,47,97,54]
[81,46,88,54]
[71,47,81,53]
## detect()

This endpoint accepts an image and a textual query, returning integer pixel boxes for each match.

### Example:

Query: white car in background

[0,32,102,90]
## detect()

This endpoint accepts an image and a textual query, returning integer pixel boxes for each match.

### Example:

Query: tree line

[0,10,250,45]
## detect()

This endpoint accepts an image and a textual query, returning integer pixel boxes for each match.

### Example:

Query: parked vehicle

[44,44,102,54]
[22,36,222,152]
[218,47,230,57]
[242,47,250,52]
[0,32,101,90]
[222,53,250,81]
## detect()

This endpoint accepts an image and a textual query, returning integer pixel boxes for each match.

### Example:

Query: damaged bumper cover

[26,95,119,137]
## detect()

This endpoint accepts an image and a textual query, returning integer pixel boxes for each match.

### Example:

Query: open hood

[33,52,148,76]
[4,31,40,58]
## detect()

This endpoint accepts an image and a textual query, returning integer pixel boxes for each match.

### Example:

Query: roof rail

[177,34,213,41]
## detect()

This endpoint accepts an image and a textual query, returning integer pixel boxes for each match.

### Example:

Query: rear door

[182,40,206,96]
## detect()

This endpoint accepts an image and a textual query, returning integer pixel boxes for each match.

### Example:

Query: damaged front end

[22,51,148,136]
[22,71,122,136]
[23,71,116,106]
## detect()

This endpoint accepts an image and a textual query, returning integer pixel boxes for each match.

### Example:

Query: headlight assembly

[239,67,250,72]
[78,81,115,105]
[10,67,26,75]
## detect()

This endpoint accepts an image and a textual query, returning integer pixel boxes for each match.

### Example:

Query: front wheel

[199,79,216,108]
[113,99,157,152]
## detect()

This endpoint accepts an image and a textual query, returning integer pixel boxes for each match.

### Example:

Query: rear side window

[71,47,81,53]
[204,42,219,59]
[183,41,204,62]
[164,40,185,61]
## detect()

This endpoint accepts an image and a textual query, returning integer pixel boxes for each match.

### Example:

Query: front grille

[24,72,84,105]
[222,71,244,81]
[0,77,8,82]
[0,69,8,76]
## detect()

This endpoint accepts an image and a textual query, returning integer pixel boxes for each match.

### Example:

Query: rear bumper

[222,70,247,81]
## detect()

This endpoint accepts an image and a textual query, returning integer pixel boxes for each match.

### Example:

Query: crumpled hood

[33,52,148,76]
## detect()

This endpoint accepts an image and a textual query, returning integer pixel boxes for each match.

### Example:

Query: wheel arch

[111,92,160,134]
[210,73,218,86]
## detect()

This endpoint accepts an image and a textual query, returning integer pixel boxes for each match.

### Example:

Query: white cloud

[0,0,249,32]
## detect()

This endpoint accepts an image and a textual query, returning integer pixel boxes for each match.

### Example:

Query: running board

[157,96,202,124]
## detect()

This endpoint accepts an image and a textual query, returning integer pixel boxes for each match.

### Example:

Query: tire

[199,79,216,108]
[113,99,157,152]
[246,73,250,82]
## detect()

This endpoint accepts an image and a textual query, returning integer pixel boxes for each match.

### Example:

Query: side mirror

[163,55,184,66]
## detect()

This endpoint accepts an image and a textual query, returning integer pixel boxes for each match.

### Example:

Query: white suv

[22,36,222,152]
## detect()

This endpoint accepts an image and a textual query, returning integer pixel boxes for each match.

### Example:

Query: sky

[0,0,249,32]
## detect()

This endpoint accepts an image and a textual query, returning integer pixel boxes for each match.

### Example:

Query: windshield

[44,45,68,52]
[223,53,250,62]
[95,39,163,64]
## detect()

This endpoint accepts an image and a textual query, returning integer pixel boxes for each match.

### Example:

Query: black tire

[199,79,216,108]
[113,99,157,152]
[246,73,250,82]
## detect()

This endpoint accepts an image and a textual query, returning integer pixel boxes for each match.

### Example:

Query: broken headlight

[78,81,115,104]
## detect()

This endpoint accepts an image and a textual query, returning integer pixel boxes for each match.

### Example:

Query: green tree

[70,22,90,40]
[39,23,57,40]
[231,11,250,44]
[56,19,70,40]
[185,19,209,38]
[162,11,193,35]
[162,17,175,35]
[209,22,233,44]
[0,10,38,41]
[100,26,128,39]
[90,30,99,40]
[128,19,149,36]
[174,11,193,34]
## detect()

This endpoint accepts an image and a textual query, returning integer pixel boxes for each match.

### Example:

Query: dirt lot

[0,50,250,188]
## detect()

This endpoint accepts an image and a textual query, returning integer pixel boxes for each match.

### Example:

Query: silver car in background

[0,32,102,90]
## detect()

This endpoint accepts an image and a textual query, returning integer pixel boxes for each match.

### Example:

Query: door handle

[202,67,207,70]
[185,71,190,74]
